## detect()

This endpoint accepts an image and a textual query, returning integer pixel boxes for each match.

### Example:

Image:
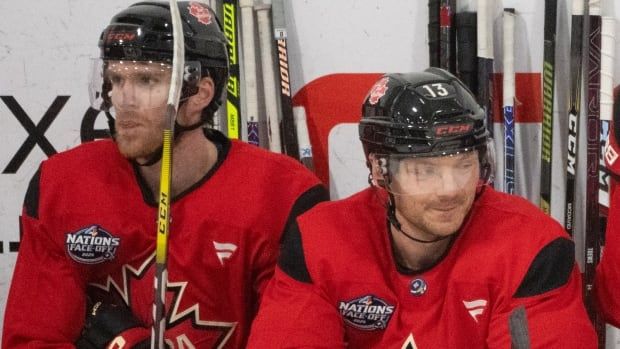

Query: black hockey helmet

[359,67,494,183]
[96,1,229,124]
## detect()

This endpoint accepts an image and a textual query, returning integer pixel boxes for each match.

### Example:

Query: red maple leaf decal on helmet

[188,2,212,26]
[368,77,389,105]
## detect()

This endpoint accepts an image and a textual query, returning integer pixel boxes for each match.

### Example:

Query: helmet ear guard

[367,154,389,187]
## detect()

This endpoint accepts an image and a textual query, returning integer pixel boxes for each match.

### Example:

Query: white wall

[1,0,619,346]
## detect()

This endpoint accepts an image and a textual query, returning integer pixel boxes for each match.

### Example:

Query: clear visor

[383,141,494,196]
[88,59,201,112]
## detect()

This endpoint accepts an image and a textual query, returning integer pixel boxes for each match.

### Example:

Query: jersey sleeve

[247,217,345,349]
[2,168,86,348]
[487,237,597,348]
[247,268,346,349]
[251,184,328,304]
[595,185,620,327]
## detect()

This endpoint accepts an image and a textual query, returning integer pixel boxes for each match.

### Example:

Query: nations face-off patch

[65,225,120,264]
[338,295,395,331]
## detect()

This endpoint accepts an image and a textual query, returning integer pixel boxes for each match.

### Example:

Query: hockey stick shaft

[477,0,494,137]
[222,0,242,139]
[429,0,440,67]
[439,0,455,72]
[240,0,260,146]
[272,0,299,160]
[584,3,601,308]
[256,2,282,153]
[503,8,515,195]
[599,16,615,210]
[584,2,606,345]
[293,106,314,171]
[540,0,558,214]
[208,0,224,133]
[152,1,185,347]
[564,0,586,236]
[455,12,477,93]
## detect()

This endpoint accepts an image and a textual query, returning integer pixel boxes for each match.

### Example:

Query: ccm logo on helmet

[434,124,473,136]
[106,32,136,43]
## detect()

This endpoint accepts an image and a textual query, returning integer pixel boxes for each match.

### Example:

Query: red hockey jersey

[3,130,326,348]
[248,186,597,348]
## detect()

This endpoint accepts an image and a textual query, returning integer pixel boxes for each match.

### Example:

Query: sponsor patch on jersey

[65,225,120,264]
[368,77,389,105]
[339,295,395,331]
[188,2,213,26]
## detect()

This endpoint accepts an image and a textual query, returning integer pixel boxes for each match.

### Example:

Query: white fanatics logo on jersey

[463,299,488,323]
[213,241,238,265]
[65,225,120,264]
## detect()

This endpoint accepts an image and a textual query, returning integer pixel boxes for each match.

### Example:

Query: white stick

[293,106,314,171]
[477,0,493,60]
[502,8,515,195]
[599,15,615,209]
[600,16,614,121]
[255,1,282,152]
[240,0,260,146]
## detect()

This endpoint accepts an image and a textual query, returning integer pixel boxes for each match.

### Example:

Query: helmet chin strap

[386,192,455,245]
[133,120,204,167]
[370,159,454,245]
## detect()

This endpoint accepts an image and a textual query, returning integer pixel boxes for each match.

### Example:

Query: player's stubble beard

[394,186,476,241]
[114,109,166,162]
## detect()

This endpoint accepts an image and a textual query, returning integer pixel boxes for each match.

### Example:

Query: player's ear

[179,77,215,126]
[190,76,215,109]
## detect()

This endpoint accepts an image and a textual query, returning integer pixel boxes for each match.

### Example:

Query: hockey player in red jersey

[2,2,326,348]
[247,68,597,348]
[595,98,620,328]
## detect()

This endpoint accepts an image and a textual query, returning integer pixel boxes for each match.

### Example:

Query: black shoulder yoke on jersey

[23,167,42,219]
[514,237,575,298]
[278,185,329,284]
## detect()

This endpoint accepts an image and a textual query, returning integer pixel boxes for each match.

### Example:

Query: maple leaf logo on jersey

[368,77,389,105]
[401,333,419,349]
[89,254,236,348]
[188,2,212,26]
[167,280,236,348]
